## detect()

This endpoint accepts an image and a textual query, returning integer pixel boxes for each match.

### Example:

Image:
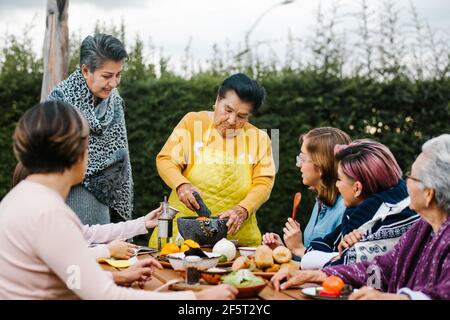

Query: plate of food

[158,245,234,269]
[221,269,268,298]
[157,254,233,269]
[231,245,300,276]
[158,239,235,269]
[200,267,232,285]
[300,276,355,300]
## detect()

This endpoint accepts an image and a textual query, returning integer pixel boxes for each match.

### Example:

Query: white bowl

[166,252,221,270]
[238,246,257,257]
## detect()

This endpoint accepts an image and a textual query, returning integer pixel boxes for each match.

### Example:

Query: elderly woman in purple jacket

[271,134,450,300]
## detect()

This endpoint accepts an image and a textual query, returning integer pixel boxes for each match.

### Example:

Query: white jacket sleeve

[300,251,340,270]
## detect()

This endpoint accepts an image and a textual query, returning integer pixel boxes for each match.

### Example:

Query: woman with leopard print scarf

[47,33,133,225]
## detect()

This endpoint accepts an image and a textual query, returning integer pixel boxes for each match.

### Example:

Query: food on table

[218,255,228,263]
[160,242,180,255]
[212,238,237,262]
[184,247,208,258]
[279,261,301,271]
[160,239,201,255]
[221,269,265,287]
[206,267,228,273]
[201,267,229,285]
[272,246,292,264]
[254,245,274,269]
[232,256,251,271]
[201,272,221,285]
[265,264,281,273]
[230,245,298,273]
[180,244,190,252]
[183,239,200,248]
[247,256,258,271]
[319,275,345,297]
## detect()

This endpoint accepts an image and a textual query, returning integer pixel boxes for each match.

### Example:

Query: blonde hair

[299,127,352,206]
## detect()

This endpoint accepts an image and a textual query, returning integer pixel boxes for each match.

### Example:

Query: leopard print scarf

[47,67,133,220]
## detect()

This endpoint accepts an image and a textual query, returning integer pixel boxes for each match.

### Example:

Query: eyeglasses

[404,171,422,183]
[296,153,312,167]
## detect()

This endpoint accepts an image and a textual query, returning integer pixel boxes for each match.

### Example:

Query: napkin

[98,256,138,268]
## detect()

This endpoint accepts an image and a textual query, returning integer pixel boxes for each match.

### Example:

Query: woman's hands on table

[270,269,327,291]
[113,257,163,288]
[107,240,138,260]
[349,286,409,300]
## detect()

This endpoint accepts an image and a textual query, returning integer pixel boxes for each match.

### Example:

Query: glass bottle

[183,255,202,285]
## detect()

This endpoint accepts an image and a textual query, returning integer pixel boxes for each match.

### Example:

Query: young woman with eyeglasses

[263,127,351,259]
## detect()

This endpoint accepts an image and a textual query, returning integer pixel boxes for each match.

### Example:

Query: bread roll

[231,256,250,271]
[265,264,281,273]
[280,260,301,271]
[255,245,274,269]
[272,246,292,264]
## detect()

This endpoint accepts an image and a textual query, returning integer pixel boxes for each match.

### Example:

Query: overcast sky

[0,0,449,71]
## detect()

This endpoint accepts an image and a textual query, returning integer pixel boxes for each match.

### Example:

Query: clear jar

[183,255,202,285]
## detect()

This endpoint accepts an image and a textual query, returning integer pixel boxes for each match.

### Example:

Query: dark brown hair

[12,162,29,188]
[13,101,89,174]
[299,127,352,206]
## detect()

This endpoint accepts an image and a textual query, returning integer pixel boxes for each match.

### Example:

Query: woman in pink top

[0,100,237,300]
[12,162,162,261]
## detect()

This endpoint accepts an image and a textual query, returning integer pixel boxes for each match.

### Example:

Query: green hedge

[120,72,450,241]
[1,58,449,244]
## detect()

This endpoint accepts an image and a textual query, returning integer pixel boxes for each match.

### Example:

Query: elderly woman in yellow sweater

[150,73,276,247]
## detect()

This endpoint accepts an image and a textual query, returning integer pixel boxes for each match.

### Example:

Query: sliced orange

[183,239,200,248]
[180,244,190,252]
[160,243,180,255]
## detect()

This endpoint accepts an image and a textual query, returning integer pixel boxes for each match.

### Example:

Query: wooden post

[40,0,69,102]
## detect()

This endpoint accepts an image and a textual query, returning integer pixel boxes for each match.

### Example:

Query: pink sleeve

[81,217,148,244]
[34,209,196,300]
[89,244,110,260]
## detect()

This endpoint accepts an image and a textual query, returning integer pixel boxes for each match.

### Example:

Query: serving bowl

[165,251,221,270]
[238,246,257,257]
[200,268,231,285]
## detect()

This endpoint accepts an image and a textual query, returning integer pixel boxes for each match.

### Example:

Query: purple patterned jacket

[323,216,450,299]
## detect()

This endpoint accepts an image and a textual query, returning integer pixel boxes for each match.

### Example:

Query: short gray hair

[417,134,450,214]
[80,33,128,72]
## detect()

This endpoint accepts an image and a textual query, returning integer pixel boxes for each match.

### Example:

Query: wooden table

[100,254,314,300]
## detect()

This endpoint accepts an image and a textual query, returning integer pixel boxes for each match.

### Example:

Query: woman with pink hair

[299,139,419,268]
[271,135,450,300]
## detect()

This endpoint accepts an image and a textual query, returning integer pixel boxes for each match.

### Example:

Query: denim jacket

[303,194,346,248]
